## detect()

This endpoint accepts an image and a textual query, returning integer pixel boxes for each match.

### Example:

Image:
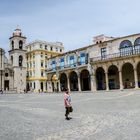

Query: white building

[26,40,64,92]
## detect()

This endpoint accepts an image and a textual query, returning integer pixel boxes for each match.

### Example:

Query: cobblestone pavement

[0,90,140,140]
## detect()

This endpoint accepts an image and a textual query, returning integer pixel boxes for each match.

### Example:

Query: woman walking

[64,89,73,120]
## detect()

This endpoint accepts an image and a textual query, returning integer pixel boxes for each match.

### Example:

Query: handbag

[69,106,73,112]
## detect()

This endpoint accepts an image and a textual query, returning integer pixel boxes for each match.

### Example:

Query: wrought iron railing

[46,61,88,72]
[90,48,140,62]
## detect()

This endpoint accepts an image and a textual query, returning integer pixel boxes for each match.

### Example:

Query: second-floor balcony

[90,48,140,63]
[46,61,88,73]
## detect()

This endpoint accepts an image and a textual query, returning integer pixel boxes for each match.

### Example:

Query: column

[67,73,70,91]
[134,68,138,89]
[58,81,61,92]
[119,70,123,90]
[105,72,109,91]
[90,74,97,92]
[78,73,81,91]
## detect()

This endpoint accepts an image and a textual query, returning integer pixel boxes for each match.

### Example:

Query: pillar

[119,70,123,90]
[66,73,70,91]
[134,68,138,89]
[78,73,81,91]
[58,80,61,92]
[105,72,109,91]
[90,74,97,92]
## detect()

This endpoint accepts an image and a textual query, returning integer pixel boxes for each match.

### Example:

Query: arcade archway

[108,65,119,89]
[96,67,106,90]
[122,63,134,88]
[69,71,78,91]
[60,73,67,91]
[80,69,91,91]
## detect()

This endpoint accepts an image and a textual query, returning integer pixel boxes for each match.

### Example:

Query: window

[101,48,107,59]
[33,54,35,59]
[60,58,64,68]
[33,61,35,67]
[45,45,47,50]
[56,47,58,52]
[12,41,14,50]
[41,71,44,77]
[11,56,13,65]
[70,56,75,67]
[80,53,86,65]
[134,38,140,52]
[60,49,62,52]
[52,60,56,70]
[19,55,23,66]
[41,52,43,58]
[119,40,132,56]
[19,40,23,49]
[41,62,44,67]
[40,44,42,49]
[5,73,8,77]
[34,82,36,89]
[50,46,53,51]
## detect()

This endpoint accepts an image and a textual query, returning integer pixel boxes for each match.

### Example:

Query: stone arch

[69,71,78,91]
[19,55,23,66]
[96,67,106,90]
[60,73,67,91]
[134,37,140,53]
[122,62,134,88]
[108,65,119,89]
[119,40,133,56]
[11,41,14,50]
[11,56,13,65]
[80,69,91,91]
[19,40,23,49]
[51,74,58,92]
[136,61,140,87]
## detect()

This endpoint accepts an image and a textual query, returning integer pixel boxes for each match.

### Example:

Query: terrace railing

[90,48,140,63]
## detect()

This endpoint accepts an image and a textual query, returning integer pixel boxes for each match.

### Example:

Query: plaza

[0,90,140,140]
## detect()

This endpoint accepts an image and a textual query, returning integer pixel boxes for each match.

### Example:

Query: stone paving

[0,90,140,140]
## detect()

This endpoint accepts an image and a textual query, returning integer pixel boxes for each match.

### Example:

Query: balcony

[90,48,140,63]
[46,61,88,73]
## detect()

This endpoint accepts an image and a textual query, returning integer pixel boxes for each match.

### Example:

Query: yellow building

[26,40,64,92]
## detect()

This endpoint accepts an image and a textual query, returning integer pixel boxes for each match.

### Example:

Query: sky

[0,0,140,55]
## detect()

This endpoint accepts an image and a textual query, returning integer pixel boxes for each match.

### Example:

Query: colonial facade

[0,28,27,92]
[26,40,64,92]
[46,33,140,92]
[1,28,140,93]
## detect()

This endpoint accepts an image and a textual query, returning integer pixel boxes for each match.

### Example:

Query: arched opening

[19,55,23,66]
[122,63,134,89]
[119,40,133,56]
[60,73,67,91]
[11,56,13,65]
[69,71,78,91]
[19,40,23,49]
[137,62,140,87]
[134,37,140,54]
[51,74,58,92]
[52,82,55,92]
[108,65,119,89]
[26,83,30,91]
[80,69,91,91]
[40,82,43,92]
[12,41,14,50]
[96,67,106,90]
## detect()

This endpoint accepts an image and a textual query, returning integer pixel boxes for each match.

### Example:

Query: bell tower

[9,27,27,92]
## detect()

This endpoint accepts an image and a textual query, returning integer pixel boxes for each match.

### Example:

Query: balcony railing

[90,48,140,62]
[46,61,88,72]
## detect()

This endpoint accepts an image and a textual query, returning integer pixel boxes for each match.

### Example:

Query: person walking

[64,89,73,120]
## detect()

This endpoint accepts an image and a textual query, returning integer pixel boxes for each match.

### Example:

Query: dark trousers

[65,107,70,117]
